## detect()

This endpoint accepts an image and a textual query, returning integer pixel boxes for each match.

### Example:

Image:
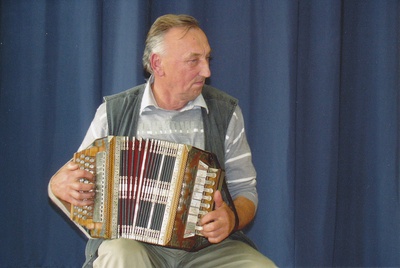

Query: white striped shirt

[79,81,258,208]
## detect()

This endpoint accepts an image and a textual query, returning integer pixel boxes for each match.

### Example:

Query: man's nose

[200,60,211,78]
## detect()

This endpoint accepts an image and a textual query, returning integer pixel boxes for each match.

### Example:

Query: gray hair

[142,14,200,74]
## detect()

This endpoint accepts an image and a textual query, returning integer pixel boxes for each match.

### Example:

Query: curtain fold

[294,1,342,266]
[1,1,398,267]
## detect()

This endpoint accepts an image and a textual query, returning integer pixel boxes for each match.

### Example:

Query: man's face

[157,27,211,105]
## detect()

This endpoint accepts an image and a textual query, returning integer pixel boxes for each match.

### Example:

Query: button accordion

[71,136,236,251]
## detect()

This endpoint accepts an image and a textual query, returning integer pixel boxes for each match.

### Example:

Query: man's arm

[49,103,107,209]
[200,105,258,243]
[233,195,256,230]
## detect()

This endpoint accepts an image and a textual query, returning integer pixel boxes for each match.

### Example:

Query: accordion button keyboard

[72,153,97,226]
[184,161,220,238]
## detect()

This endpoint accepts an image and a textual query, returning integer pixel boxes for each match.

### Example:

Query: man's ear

[150,53,164,76]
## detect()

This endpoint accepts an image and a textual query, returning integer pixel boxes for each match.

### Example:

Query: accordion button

[202,196,212,201]
[203,188,213,193]
[200,203,211,209]
[205,180,215,186]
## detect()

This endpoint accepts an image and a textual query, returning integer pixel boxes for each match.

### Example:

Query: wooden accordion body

[71,136,231,251]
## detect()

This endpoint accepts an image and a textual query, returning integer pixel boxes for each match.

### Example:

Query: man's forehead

[164,27,211,55]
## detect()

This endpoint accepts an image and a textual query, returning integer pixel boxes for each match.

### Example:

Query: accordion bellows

[71,136,230,251]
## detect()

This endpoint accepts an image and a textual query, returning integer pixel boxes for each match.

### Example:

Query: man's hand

[50,161,95,209]
[199,190,236,243]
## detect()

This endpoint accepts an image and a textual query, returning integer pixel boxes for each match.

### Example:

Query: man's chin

[193,82,205,90]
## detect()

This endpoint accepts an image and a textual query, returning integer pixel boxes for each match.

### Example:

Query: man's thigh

[179,239,276,268]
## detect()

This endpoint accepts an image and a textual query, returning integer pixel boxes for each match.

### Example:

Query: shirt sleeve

[78,103,108,151]
[224,105,258,209]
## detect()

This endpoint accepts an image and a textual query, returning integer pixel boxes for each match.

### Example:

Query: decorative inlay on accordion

[71,136,232,251]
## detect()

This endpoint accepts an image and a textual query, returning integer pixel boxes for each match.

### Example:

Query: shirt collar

[140,75,209,114]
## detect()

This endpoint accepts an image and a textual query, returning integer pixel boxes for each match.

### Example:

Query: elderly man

[49,14,275,267]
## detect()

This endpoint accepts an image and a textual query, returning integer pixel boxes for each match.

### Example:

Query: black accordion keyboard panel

[71,136,225,251]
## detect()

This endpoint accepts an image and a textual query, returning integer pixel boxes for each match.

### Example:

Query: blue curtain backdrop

[1,1,399,267]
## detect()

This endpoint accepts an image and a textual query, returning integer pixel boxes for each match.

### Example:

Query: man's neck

[151,80,188,111]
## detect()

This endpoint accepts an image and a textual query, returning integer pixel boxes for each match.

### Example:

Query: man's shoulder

[104,84,146,102]
[202,84,238,105]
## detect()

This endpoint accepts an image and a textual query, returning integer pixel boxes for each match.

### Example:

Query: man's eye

[187,59,199,66]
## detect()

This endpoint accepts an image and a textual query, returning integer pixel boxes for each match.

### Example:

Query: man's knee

[99,238,146,257]
[94,238,153,267]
